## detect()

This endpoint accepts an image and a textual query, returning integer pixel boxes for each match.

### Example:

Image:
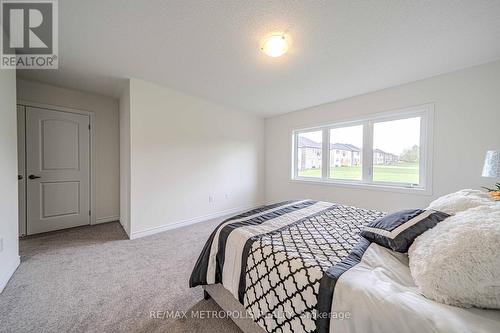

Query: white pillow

[408,205,500,309]
[426,189,493,215]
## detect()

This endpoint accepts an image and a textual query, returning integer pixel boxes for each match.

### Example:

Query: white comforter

[331,243,500,333]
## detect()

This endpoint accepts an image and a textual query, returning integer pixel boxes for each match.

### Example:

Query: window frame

[290,104,433,195]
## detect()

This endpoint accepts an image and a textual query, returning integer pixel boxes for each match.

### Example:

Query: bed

[189,200,500,333]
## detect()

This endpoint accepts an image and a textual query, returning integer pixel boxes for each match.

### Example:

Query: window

[297,130,322,178]
[329,125,363,181]
[292,104,432,192]
[373,117,420,184]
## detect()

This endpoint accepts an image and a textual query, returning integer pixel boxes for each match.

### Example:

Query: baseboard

[94,215,120,224]
[129,203,263,240]
[0,255,20,294]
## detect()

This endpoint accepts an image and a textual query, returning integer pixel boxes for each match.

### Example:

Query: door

[26,107,90,234]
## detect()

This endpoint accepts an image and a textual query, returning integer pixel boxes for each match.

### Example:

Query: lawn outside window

[291,104,433,194]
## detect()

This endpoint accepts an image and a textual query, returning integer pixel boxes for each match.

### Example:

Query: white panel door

[26,107,90,234]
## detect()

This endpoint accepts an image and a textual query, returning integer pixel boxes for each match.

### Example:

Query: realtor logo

[1,0,58,69]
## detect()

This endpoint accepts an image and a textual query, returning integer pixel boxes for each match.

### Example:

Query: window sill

[289,177,432,196]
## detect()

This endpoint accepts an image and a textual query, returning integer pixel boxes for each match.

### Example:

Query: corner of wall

[118,218,131,239]
[119,79,131,239]
[0,255,20,293]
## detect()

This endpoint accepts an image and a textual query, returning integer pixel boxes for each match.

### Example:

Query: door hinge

[88,124,91,130]
[89,210,91,216]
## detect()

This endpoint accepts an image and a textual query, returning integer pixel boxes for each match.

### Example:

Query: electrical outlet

[225,193,229,200]
[209,195,214,204]
[0,238,3,253]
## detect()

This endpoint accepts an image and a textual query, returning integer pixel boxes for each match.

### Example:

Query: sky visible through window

[330,125,363,147]
[373,117,420,155]
[300,131,322,143]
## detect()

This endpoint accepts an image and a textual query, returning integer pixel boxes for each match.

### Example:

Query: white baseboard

[0,255,20,294]
[94,215,120,224]
[129,203,263,240]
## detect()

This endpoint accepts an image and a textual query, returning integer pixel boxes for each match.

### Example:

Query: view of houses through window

[297,131,322,178]
[294,108,428,188]
[329,125,363,180]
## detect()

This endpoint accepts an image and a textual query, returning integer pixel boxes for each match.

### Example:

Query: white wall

[265,60,500,212]
[0,69,19,292]
[119,81,131,236]
[16,79,120,223]
[124,79,264,238]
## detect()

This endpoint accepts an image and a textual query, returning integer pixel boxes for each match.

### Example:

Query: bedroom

[0,1,499,332]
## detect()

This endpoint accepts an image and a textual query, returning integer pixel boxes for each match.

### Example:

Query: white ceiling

[18,0,500,117]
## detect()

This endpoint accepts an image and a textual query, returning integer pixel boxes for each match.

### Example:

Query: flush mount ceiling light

[261,34,288,57]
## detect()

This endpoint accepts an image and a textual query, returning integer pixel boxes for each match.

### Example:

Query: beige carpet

[0,219,242,333]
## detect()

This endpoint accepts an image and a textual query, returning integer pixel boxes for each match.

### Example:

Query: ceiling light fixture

[261,34,288,57]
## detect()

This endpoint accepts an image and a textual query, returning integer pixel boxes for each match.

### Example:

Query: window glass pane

[297,131,322,178]
[329,125,363,180]
[373,117,420,184]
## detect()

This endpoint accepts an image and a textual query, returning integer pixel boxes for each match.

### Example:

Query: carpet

[0,219,242,333]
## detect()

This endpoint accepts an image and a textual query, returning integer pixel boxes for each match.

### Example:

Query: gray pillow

[361,209,450,252]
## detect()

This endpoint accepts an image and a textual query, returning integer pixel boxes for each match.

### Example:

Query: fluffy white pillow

[408,205,500,309]
[426,189,494,215]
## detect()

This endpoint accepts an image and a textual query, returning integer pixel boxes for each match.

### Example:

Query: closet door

[26,107,90,234]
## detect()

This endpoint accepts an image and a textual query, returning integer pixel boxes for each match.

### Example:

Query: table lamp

[482,150,500,200]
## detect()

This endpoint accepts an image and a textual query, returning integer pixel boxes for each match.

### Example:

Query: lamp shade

[482,150,500,178]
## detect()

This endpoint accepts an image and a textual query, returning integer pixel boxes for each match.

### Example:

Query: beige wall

[124,79,265,238]
[16,79,120,222]
[265,60,500,212]
[0,69,19,292]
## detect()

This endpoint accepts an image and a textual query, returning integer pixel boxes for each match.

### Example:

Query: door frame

[17,100,97,229]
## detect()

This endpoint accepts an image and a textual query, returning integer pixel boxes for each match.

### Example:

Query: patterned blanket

[190,200,384,333]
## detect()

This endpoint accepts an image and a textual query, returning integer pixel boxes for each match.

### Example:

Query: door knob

[28,175,41,180]
[18,175,23,180]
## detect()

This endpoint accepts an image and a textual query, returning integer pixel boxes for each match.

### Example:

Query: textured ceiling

[18,0,500,117]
